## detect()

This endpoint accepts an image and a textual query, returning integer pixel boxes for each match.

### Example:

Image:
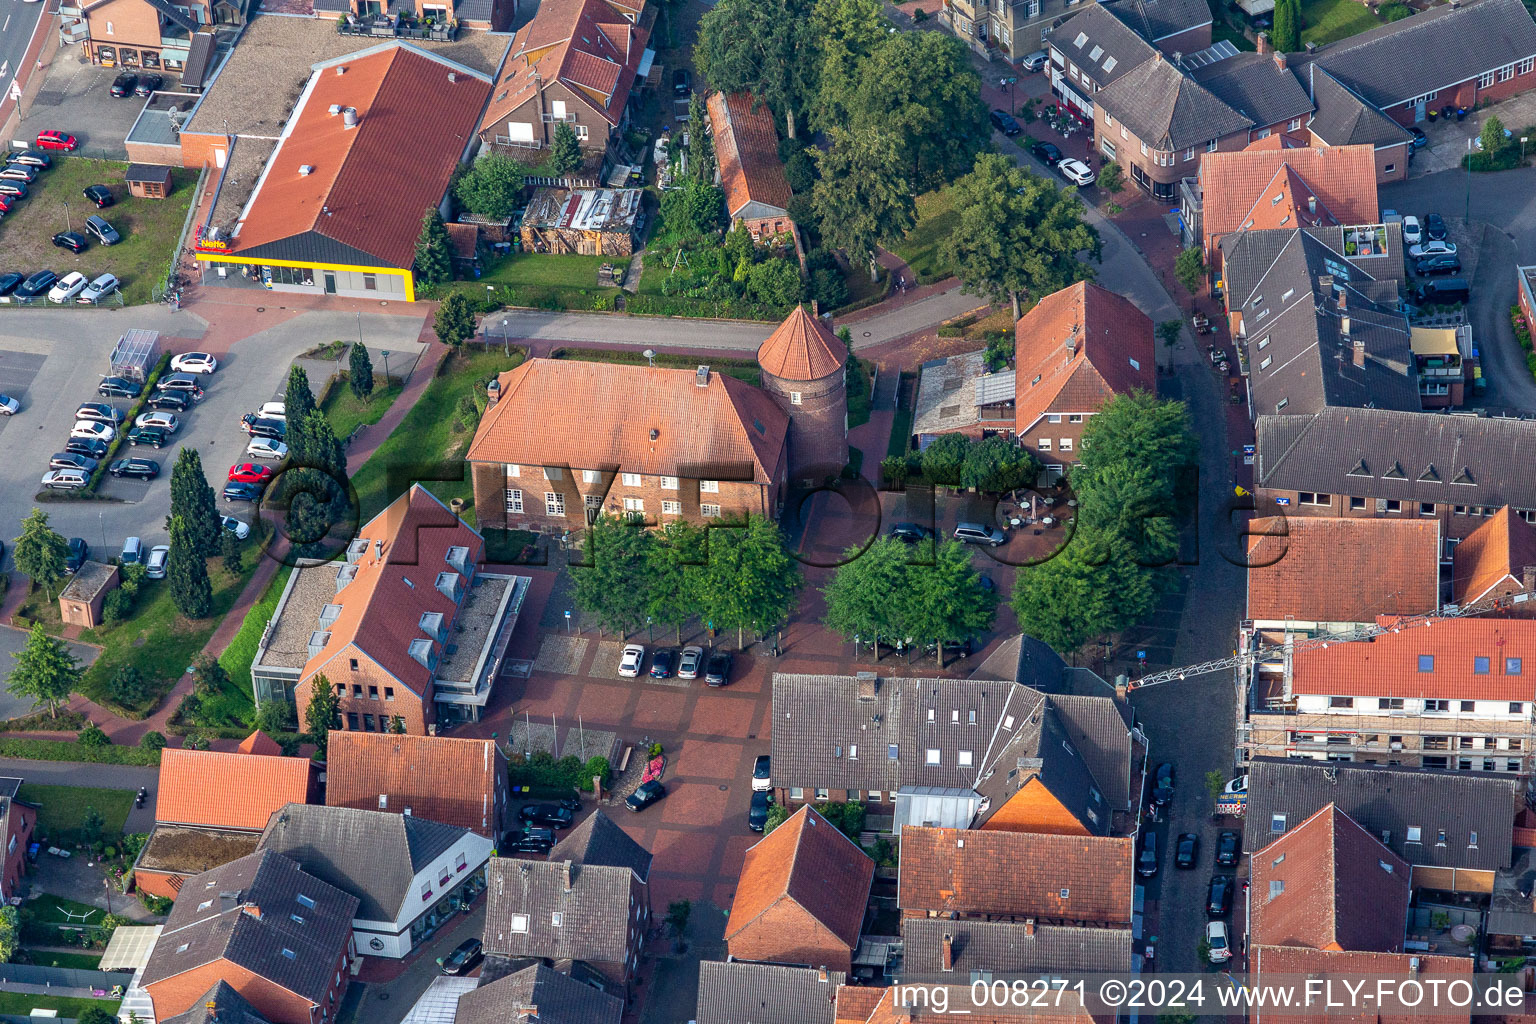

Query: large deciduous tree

[13,509,68,600]
[572,515,655,637]
[9,623,80,719]
[695,0,820,138]
[1011,544,1158,654]
[701,515,802,648]
[824,538,996,664]
[811,126,915,280]
[454,154,530,219]
[645,520,707,643]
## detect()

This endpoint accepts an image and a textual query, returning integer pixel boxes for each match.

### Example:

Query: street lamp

[643,348,655,367]
[501,318,509,357]
[62,201,70,233]
[1524,136,1530,163]
[382,350,391,382]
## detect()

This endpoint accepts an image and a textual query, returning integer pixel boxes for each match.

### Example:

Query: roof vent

[448,71,457,83]
[856,672,879,702]
[299,165,314,176]
[486,378,501,406]
[342,107,359,129]
[335,65,346,75]
[328,104,341,115]
[408,638,434,670]
[696,365,710,387]
[649,428,659,441]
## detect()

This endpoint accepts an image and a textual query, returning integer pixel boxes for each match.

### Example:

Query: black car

[520,825,556,844]
[110,72,139,97]
[14,271,57,298]
[1215,830,1241,868]
[439,938,482,976]
[223,480,264,503]
[1208,875,1233,917]
[1152,762,1175,807]
[749,790,772,832]
[242,414,286,439]
[649,648,676,679]
[705,651,732,687]
[990,109,1022,136]
[83,185,114,209]
[888,522,934,544]
[66,437,110,459]
[134,73,164,97]
[64,537,89,574]
[52,232,87,255]
[1137,831,1158,877]
[1424,212,1448,240]
[502,833,553,856]
[125,426,168,448]
[50,452,99,473]
[625,779,666,812]
[1175,832,1200,869]
[157,373,204,397]
[517,804,574,828]
[110,457,160,480]
[1415,252,1461,275]
[0,182,29,200]
[147,390,192,412]
[8,151,49,169]
[1032,139,1064,165]
[98,376,143,399]
[673,67,692,95]
[0,272,23,297]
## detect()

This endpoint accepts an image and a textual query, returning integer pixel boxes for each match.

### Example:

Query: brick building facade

[756,305,848,480]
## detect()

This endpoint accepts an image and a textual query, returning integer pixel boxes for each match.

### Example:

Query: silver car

[678,645,705,679]
[954,522,1007,546]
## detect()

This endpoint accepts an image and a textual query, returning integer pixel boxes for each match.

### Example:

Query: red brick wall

[1385,65,1536,126]
[479,82,612,159]
[299,651,431,737]
[1252,487,1502,541]
[85,0,165,65]
[1095,111,1248,193]
[2,804,33,900]
[1017,413,1089,466]
[178,131,228,170]
[728,899,853,973]
[472,463,778,534]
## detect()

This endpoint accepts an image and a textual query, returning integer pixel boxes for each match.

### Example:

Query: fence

[0,963,125,989]
[0,291,124,310]
[525,175,601,189]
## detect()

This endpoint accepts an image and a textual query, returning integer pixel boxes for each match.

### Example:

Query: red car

[35,131,77,152]
[227,463,274,485]
[0,195,11,213]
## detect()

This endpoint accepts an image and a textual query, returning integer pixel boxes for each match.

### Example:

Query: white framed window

[1069,414,1083,423]
[621,472,642,487]
[789,786,804,799]
[701,503,722,518]
[1522,57,1535,75]
[584,495,603,511]
[790,391,802,405]
[814,788,829,800]
[1288,118,1302,131]
[623,497,644,512]
[1481,70,1496,87]
[582,469,600,484]
[545,492,565,517]
[1120,126,1128,141]
[1038,438,1052,450]
[660,475,678,490]
[506,464,520,478]
[1059,438,1073,451]
[958,750,974,766]
[1207,139,1219,152]
[662,500,682,515]
[574,124,589,140]
[510,913,529,933]
[504,489,523,513]
[1184,148,1194,161]
[1140,140,1148,155]
[1500,63,1517,82]
[925,748,941,765]
[700,480,719,493]
[1048,414,1062,423]
[1259,355,1272,370]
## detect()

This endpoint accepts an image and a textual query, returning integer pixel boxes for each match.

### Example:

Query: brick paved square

[649,827,717,875]
[575,683,634,722]
[591,640,626,678]
[720,834,757,882]
[532,635,589,674]
[659,779,730,826]
[631,689,689,732]
[688,693,758,739]
[510,674,572,716]
[673,739,745,780]
[651,875,710,909]
[710,881,739,910]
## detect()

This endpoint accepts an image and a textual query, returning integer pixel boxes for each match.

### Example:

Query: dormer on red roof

[237,730,283,757]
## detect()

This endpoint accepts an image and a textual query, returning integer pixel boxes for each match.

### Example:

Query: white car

[80,273,121,303]
[70,420,115,442]
[145,545,170,580]
[257,401,286,421]
[221,515,251,540]
[1222,774,1248,795]
[48,272,89,304]
[171,352,219,374]
[0,394,18,415]
[618,644,645,678]
[245,437,288,461]
[41,468,89,490]
[1408,240,1457,259]
[1057,157,1095,187]
[1400,215,1423,247]
[1206,921,1231,963]
[135,411,180,433]
[678,645,705,679]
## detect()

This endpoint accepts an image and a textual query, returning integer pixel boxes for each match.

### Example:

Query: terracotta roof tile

[897,827,1132,925]
[1453,507,1536,607]
[707,92,793,221]
[1014,282,1155,433]
[237,730,283,757]
[231,45,492,270]
[1288,617,1536,701]
[156,749,317,832]
[466,358,789,483]
[726,806,874,951]
[1249,804,1410,952]
[324,732,505,837]
[1246,517,1440,622]
[1199,145,1379,259]
[758,306,847,382]
[1252,947,1471,1024]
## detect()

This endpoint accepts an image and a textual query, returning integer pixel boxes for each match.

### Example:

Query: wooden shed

[519,187,642,257]
[125,164,173,200]
[59,561,119,629]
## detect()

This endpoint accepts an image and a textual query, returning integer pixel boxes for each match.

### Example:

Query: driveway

[17,54,148,160]
[0,626,99,721]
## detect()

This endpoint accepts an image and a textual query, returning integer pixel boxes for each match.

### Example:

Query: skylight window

[1074,31,1088,46]
[297,894,316,909]
[1102,56,1117,73]
[1089,45,1103,60]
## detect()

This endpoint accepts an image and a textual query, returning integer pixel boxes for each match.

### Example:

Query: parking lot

[17,54,150,160]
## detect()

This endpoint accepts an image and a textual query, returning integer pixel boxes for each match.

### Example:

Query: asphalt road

[0,754,159,832]
[0,624,99,720]
[0,0,48,123]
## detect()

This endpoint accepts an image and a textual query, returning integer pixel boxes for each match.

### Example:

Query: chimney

[560,859,573,893]
[1172,51,1182,64]
[514,1007,539,1022]
[1523,565,1536,592]
[1273,49,1287,70]
[1256,30,1271,54]
[448,71,456,83]
[242,903,262,920]
[486,378,501,407]
[1352,336,1366,368]
[856,672,879,702]
[817,968,830,983]
[1024,916,1038,936]
[1317,274,1333,291]
[1305,40,1317,53]
[335,65,347,75]
[1336,287,1347,310]
[342,107,359,129]
[299,164,314,176]
[696,365,710,387]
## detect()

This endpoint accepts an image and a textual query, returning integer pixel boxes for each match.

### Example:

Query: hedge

[0,737,162,765]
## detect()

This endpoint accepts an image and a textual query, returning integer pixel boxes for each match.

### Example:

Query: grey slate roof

[1105,0,1213,41]
[1305,66,1414,148]
[1222,228,1420,417]
[1310,0,1536,107]
[181,33,218,90]
[549,810,652,883]
[142,850,359,1004]
[1050,692,1136,811]
[1093,53,1251,150]
[1191,53,1314,129]
[971,698,1111,835]
[1255,406,1536,509]
[1046,4,1159,90]
[695,961,844,1024]
[901,918,1133,975]
[162,981,271,1024]
[484,857,640,965]
[257,803,471,922]
[1242,758,1520,872]
[456,963,622,1024]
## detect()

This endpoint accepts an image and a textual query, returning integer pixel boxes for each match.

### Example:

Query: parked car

[41,468,89,490]
[66,437,110,459]
[888,522,934,544]
[125,426,168,448]
[1407,239,1457,259]
[50,453,98,473]
[1416,277,1469,305]
[145,545,170,579]
[110,72,139,97]
[242,414,286,439]
[1031,139,1064,164]
[1021,49,1049,71]
[0,272,23,297]
[14,271,57,298]
[146,390,192,412]
[7,151,50,169]
[245,438,289,461]
[80,273,121,303]
[171,351,218,374]
[1222,775,1248,795]
[753,754,771,792]
[121,536,143,564]
[502,833,553,856]
[223,480,264,503]
[1057,158,1096,187]
[49,272,89,303]
[1208,875,1233,917]
[221,516,251,540]
[990,109,1021,136]
[649,648,676,679]
[1175,832,1200,869]
[1215,830,1241,868]
[257,401,285,419]
[64,538,88,574]
[35,131,77,152]
[625,780,666,812]
[439,938,482,976]
[678,645,704,679]
[82,184,113,208]
[0,182,29,199]
[618,644,645,678]
[70,420,115,442]
[0,164,37,184]
[134,73,164,97]
[749,790,772,832]
[52,232,87,255]
[227,463,274,485]
[520,826,557,845]
[1424,212,1448,240]
[135,410,180,432]
[0,393,17,415]
[1206,921,1231,963]
[1415,252,1462,275]
[954,522,1006,545]
[673,67,692,95]
[75,402,123,425]
[85,215,120,246]
[517,804,574,829]
[109,457,159,480]
[1153,762,1175,806]
[1137,832,1158,877]
[1409,126,1427,148]
[704,651,732,687]
[1400,214,1423,247]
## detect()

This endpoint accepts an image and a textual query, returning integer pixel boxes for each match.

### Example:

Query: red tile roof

[897,827,1132,925]
[1246,517,1440,622]
[1249,804,1410,952]
[230,44,491,271]
[1252,947,1471,1024]
[1013,282,1155,433]
[1288,617,1536,701]
[1453,507,1536,607]
[466,358,789,484]
[726,806,874,951]
[156,748,317,831]
[707,92,793,221]
[236,730,282,757]
[757,306,846,382]
[324,732,504,837]
[1199,144,1379,258]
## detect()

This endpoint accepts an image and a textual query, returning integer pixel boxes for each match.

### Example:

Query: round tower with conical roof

[756,305,848,478]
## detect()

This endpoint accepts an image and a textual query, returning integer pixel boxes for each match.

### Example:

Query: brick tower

[756,305,848,479]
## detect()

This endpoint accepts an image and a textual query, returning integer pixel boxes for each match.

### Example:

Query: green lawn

[435,253,622,311]
[0,992,120,1018]
[18,785,134,845]
[24,950,103,970]
[0,158,196,306]
[550,345,760,383]
[351,348,526,521]
[1300,0,1382,46]
[890,189,959,285]
[321,375,404,442]
[847,358,872,429]
[218,564,293,708]
[23,893,111,926]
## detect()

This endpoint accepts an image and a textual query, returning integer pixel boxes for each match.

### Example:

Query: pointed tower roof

[757,305,847,382]
[237,730,283,757]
